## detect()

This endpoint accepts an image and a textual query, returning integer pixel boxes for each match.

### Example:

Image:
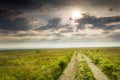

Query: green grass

[0,49,75,80]
[75,53,95,80]
[81,48,120,80]
[1,48,119,80]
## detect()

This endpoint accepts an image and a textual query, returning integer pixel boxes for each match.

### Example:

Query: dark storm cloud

[76,14,120,30]
[0,18,29,31]
[0,7,23,21]
[1,0,120,8]
[0,0,33,9]
[39,18,62,30]
[0,0,31,19]
[0,0,68,31]
[0,0,68,10]
[0,1,30,31]
[1,0,120,16]
[88,0,120,8]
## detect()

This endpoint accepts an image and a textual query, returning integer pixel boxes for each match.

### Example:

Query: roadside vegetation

[0,49,75,80]
[81,48,120,80]
[75,53,95,80]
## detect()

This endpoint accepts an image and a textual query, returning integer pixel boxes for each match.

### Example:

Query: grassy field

[0,48,120,80]
[81,48,120,80]
[0,49,75,80]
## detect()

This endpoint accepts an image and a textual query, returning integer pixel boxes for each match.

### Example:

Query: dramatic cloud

[75,14,120,30]
[39,18,62,30]
[0,0,120,48]
[0,18,30,31]
[0,2,30,31]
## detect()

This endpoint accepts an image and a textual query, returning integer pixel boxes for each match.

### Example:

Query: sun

[71,10,83,20]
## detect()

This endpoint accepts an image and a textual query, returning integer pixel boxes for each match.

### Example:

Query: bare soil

[59,53,77,80]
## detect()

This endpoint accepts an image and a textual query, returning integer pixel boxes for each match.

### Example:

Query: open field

[0,47,120,80]
[0,49,75,80]
[81,48,120,80]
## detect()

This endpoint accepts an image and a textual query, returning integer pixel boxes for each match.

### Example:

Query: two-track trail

[59,52,109,80]
[82,53,109,80]
[59,53,77,80]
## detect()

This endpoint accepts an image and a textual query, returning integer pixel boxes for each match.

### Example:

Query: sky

[0,0,120,49]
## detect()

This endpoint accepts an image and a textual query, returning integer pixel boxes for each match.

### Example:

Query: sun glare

[71,10,83,20]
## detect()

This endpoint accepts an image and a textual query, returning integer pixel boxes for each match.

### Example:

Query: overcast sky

[0,0,120,49]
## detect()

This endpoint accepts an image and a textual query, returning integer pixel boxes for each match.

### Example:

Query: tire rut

[82,53,109,80]
[59,53,77,80]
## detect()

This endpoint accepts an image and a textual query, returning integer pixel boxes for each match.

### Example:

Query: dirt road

[82,53,109,80]
[59,52,109,80]
[59,53,77,80]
